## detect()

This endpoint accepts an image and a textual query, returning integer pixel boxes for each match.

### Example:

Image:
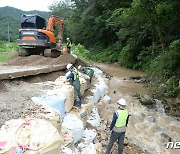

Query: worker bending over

[78,65,94,82]
[66,64,81,108]
[106,98,129,154]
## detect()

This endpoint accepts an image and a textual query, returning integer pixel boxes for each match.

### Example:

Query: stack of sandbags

[62,114,84,144]
[87,106,101,127]
[90,88,101,104]
[53,84,74,113]
[54,76,75,113]
[31,92,67,119]
[20,104,62,133]
[70,106,88,129]
[0,119,62,154]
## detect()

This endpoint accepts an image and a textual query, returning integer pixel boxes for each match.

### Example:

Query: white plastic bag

[78,143,96,154]
[62,114,84,143]
[82,129,97,143]
[102,95,111,104]
[87,107,100,127]
[91,88,100,104]
[31,92,66,119]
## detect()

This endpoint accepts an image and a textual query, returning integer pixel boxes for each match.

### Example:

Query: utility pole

[8,23,10,42]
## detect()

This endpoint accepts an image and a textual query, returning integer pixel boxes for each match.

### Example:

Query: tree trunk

[151,22,156,55]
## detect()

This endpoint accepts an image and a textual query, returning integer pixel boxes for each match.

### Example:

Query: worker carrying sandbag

[78,65,94,82]
[66,63,81,108]
[66,38,72,54]
[106,98,129,154]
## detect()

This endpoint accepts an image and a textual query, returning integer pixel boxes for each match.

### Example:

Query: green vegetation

[49,0,179,97]
[0,41,19,52]
[0,54,12,62]
[0,6,48,42]
[0,41,19,62]
[0,1,179,97]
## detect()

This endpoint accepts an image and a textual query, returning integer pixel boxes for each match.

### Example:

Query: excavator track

[44,49,52,57]
[44,49,61,58]
[18,48,30,56]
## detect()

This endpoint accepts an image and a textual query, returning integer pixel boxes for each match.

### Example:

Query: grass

[0,54,12,62]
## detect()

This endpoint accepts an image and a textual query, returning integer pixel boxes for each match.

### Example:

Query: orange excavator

[17,14,65,57]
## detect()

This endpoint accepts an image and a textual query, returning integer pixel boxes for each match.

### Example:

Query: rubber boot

[76,100,81,108]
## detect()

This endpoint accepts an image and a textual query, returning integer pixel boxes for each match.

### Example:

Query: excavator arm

[46,16,64,44]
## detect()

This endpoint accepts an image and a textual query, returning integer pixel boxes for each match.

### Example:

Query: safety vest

[83,67,91,74]
[72,69,79,80]
[67,40,72,47]
[115,109,128,127]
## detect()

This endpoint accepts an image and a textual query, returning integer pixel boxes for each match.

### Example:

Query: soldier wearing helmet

[66,63,81,108]
[106,98,129,154]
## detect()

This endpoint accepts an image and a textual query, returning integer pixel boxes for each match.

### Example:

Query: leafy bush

[0,41,19,52]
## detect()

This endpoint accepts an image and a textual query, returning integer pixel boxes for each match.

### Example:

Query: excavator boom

[46,16,64,44]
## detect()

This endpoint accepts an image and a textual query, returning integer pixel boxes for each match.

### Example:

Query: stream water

[97,63,180,154]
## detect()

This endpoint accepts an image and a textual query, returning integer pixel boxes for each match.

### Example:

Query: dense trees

[50,0,179,97]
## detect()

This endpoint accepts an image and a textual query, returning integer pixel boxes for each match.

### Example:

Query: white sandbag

[31,93,66,119]
[79,77,88,95]
[102,95,111,104]
[62,114,84,144]
[53,84,74,113]
[87,107,100,127]
[70,106,88,129]
[82,101,93,117]
[60,147,76,154]
[95,83,108,98]
[82,129,97,143]
[21,104,62,133]
[0,119,62,154]
[91,88,100,104]
[78,143,96,154]
[55,76,69,85]
[61,126,74,149]
[91,67,103,76]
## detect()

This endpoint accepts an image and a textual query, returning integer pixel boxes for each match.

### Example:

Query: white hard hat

[67,38,70,41]
[66,63,73,70]
[117,98,127,107]
[78,65,82,70]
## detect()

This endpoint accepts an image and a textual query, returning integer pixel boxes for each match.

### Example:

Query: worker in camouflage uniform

[66,64,81,108]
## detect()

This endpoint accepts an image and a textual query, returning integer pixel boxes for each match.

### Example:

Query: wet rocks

[160,132,172,145]
[139,95,155,105]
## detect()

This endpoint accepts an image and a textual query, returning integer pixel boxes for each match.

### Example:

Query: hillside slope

[0,6,48,42]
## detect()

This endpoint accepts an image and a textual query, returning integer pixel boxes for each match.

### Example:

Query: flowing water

[97,63,180,154]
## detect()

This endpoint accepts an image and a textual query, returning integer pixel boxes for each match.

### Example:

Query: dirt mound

[4,53,76,66]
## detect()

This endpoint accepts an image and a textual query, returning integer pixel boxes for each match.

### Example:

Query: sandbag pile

[0,66,110,154]
[0,119,62,154]
[20,104,62,133]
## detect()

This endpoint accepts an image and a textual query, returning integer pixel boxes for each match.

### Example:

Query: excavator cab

[17,14,64,57]
[20,14,46,29]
